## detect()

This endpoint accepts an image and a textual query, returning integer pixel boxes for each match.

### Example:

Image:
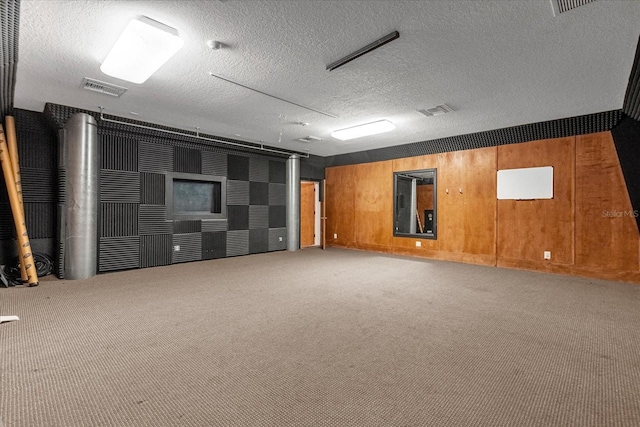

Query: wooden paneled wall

[325,131,640,283]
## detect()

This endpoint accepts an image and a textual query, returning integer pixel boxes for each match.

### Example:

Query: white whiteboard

[497,166,553,200]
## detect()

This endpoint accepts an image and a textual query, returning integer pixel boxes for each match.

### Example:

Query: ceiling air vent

[81,77,128,97]
[297,136,322,143]
[418,104,454,117]
[550,0,597,16]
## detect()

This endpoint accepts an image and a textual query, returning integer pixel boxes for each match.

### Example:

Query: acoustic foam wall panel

[227,230,249,257]
[202,231,227,260]
[249,229,269,254]
[269,160,286,184]
[0,202,13,239]
[100,170,140,203]
[139,140,173,173]
[268,183,286,206]
[101,134,138,171]
[268,228,287,251]
[228,155,249,181]
[227,180,250,205]
[249,205,269,229]
[0,0,19,119]
[99,236,140,272]
[140,234,172,268]
[139,205,172,235]
[101,203,139,237]
[24,202,56,239]
[140,172,165,205]
[173,220,201,234]
[250,181,269,205]
[174,146,201,174]
[227,205,249,230]
[20,167,56,203]
[202,150,228,176]
[269,206,286,228]
[623,36,640,121]
[249,156,269,182]
[201,219,228,232]
[172,233,202,264]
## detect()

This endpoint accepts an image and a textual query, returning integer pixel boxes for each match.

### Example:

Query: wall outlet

[543,251,551,260]
[278,237,283,242]
[334,233,338,239]
[415,241,422,247]
[174,245,180,252]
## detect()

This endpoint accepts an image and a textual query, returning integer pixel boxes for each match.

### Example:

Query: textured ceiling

[13,0,640,156]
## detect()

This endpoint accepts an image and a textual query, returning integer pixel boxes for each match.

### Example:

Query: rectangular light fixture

[100,16,184,84]
[330,120,396,141]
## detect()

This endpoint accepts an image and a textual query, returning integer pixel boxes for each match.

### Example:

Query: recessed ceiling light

[100,16,184,84]
[330,120,396,141]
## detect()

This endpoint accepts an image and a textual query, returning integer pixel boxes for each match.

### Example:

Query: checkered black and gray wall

[0,106,289,273]
[96,132,288,273]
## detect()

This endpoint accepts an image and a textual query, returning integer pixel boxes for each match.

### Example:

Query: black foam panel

[249,229,269,254]
[610,114,640,232]
[228,155,250,181]
[202,231,227,260]
[250,181,269,205]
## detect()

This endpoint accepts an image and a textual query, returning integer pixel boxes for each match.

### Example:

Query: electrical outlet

[544,251,551,260]
[415,241,422,247]
[278,237,283,242]
[334,233,337,239]
[174,245,180,252]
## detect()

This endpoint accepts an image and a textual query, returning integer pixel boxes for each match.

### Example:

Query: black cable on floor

[3,253,55,284]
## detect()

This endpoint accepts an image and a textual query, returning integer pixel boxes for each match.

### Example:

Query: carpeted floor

[1,247,639,426]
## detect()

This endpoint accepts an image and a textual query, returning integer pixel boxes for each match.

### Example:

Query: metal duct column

[61,113,98,279]
[286,154,300,251]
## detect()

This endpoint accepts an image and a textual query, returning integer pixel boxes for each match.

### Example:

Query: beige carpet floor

[1,247,639,426]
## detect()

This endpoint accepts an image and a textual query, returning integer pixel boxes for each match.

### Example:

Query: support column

[62,113,98,279]
[286,154,300,251]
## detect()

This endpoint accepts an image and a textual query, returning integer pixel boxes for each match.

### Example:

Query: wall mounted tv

[166,172,227,220]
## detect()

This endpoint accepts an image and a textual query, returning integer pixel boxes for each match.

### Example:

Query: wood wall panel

[325,132,640,282]
[438,147,496,260]
[354,161,393,250]
[575,132,639,273]
[497,137,574,266]
[325,166,356,247]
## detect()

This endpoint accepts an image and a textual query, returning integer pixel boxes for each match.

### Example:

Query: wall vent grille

[550,0,597,16]
[81,77,127,97]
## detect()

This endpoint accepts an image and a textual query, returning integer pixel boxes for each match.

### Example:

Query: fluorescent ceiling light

[100,16,184,84]
[330,120,396,141]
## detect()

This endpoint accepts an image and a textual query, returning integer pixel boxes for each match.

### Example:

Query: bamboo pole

[0,124,38,286]
[5,116,28,282]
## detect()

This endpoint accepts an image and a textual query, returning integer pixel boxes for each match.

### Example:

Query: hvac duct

[286,154,300,251]
[60,113,99,279]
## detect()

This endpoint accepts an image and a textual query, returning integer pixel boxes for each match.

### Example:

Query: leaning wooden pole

[0,124,38,286]
[5,116,28,282]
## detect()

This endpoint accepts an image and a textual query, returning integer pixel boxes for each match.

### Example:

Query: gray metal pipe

[286,154,300,251]
[62,113,98,279]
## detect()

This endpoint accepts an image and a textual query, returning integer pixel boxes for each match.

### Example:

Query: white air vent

[297,136,322,143]
[81,77,128,97]
[550,0,597,16]
[418,104,454,117]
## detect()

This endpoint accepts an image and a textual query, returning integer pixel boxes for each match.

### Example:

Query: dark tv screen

[173,179,222,214]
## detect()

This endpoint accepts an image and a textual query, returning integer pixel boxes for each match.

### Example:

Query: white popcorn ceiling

[13,0,640,157]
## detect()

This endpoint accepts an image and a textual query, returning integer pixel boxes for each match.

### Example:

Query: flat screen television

[166,172,227,220]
